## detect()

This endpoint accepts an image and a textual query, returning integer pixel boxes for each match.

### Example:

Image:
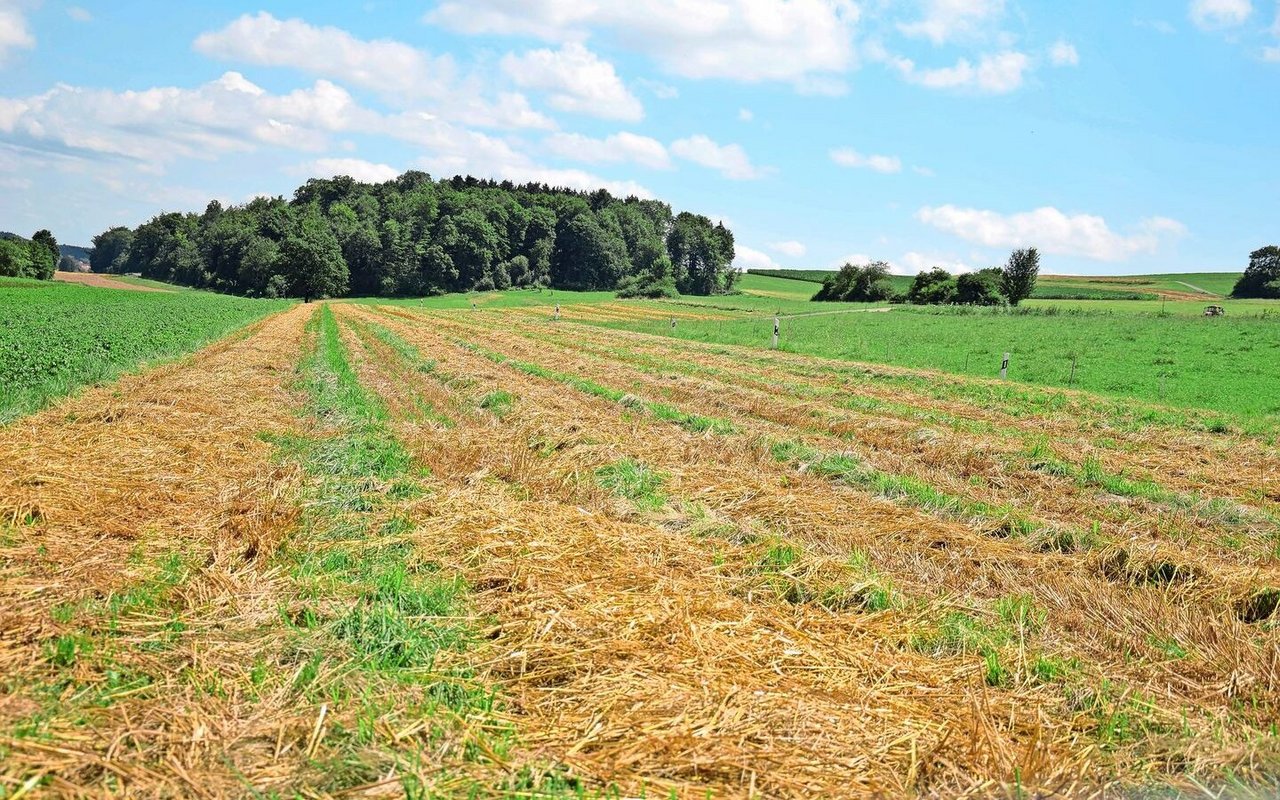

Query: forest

[89,173,738,300]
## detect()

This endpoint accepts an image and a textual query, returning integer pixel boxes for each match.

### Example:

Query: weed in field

[480,390,515,418]
[595,458,667,511]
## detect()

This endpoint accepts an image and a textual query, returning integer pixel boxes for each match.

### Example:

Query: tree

[32,230,60,275]
[1231,246,1280,299]
[908,268,958,305]
[281,208,349,302]
[955,268,1006,305]
[1000,247,1039,306]
[26,239,56,280]
[90,227,133,273]
[0,238,33,278]
[668,213,735,295]
[813,261,895,302]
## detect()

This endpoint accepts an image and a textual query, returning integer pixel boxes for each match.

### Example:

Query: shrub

[908,268,958,305]
[812,261,896,302]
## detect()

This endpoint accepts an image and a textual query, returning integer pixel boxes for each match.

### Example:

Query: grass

[588,294,1280,429]
[0,277,289,422]
[595,458,667,511]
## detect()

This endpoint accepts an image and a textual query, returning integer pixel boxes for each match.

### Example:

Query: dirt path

[1175,280,1220,297]
[53,271,172,292]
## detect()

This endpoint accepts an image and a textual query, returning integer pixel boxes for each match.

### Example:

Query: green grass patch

[595,458,667,511]
[479,389,515,418]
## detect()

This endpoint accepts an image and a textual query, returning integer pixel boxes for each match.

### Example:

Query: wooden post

[771,316,780,349]
[554,303,560,321]
[1000,352,1010,380]
[671,316,677,329]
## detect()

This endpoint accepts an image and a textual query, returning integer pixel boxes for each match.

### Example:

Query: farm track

[337,303,1280,795]
[0,305,310,795]
[410,308,1280,570]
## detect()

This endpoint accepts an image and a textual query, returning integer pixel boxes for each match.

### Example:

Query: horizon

[1,1,1277,277]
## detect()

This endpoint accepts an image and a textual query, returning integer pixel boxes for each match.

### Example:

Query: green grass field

[748,269,1246,300]
[0,278,289,422]
[395,274,1279,431]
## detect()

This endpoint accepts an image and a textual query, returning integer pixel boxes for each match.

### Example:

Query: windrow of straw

[335,302,1280,797]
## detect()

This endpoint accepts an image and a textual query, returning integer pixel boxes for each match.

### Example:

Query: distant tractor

[1204,305,1225,317]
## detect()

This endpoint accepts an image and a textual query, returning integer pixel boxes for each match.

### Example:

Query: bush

[956,268,1006,305]
[617,271,678,298]
[908,268,958,304]
[812,261,896,302]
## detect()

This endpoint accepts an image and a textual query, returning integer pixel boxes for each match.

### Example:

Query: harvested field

[3,298,1279,798]
[52,271,171,292]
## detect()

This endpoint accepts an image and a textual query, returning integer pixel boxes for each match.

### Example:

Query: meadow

[2,277,1279,798]
[0,277,288,421]
[394,274,1280,432]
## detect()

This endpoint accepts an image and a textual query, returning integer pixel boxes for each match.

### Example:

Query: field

[0,277,288,422]
[747,269,1247,301]
[2,285,1279,798]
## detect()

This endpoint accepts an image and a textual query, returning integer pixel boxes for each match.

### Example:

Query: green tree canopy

[1000,247,1040,306]
[812,261,896,302]
[1230,245,1280,299]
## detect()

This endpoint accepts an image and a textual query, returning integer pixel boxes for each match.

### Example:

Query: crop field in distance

[2,278,1279,798]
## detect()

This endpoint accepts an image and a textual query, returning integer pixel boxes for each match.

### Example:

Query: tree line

[89,172,738,300]
[0,230,61,280]
[815,248,1041,306]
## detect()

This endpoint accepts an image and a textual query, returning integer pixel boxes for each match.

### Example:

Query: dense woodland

[1231,246,1280,299]
[88,173,737,300]
[814,248,1041,306]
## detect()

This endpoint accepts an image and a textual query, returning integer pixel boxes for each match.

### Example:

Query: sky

[0,1,1276,276]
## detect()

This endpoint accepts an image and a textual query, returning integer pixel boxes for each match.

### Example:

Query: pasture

[2,283,1278,797]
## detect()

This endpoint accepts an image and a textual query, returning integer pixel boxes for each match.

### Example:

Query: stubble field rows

[2,299,1278,798]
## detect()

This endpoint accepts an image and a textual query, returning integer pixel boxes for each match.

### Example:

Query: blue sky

[0,0,1276,275]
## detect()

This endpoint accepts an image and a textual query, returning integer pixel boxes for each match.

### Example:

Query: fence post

[772,316,780,349]
[1000,352,1010,380]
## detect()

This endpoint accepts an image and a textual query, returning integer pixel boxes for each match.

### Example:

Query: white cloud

[1049,40,1079,66]
[671,135,769,179]
[769,240,807,258]
[917,204,1188,261]
[296,158,400,183]
[1265,45,1280,61]
[543,131,670,169]
[911,51,1031,92]
[899,0,1007,44]
[1189,0,1252,29]
[427,0,860,88]
[637,78,679,99]
[833,253,874,268]
[738,107,754,122]
[733,244,781,270]
[913,165,936,177]
[0,1,35,62]
[194,12,553,129]
[67,6,92,23]
[501,43,643,121]
[830,147,902,173]
[897,251,975,275]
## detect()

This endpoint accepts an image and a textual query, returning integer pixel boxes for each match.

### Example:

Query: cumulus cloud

[898,0,1007,44]
[1049,40,1079,66]
[769,240,807,258]
[917,204,1187,261]
[295,157,400,183]
[829,147,902,173]
[671,135,769,179]
[501,43,643,121]
[0,0,35,63]
[733,244,781,270]
[897,251,976,275]
[543,131,670,169]
[194,12,552,129]
[427,0,860,88]
[1188,0,1252,29]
